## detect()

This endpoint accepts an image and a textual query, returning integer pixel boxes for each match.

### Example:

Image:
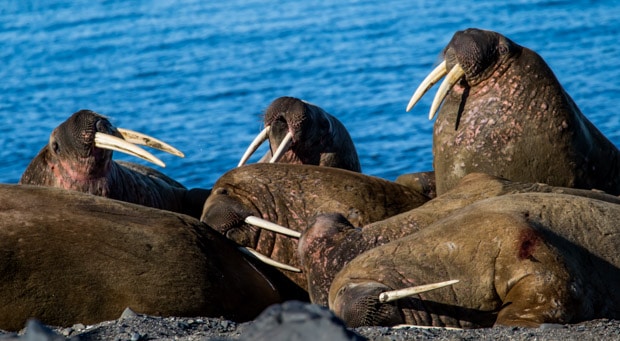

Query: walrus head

[201,180,302,273]
[407,28,522,119]
[20,109,184,190]
[238,96,335,166]
[201,186,260,246]
[330,281,404,328]
[443,28,521,87]
[50,110,119,178]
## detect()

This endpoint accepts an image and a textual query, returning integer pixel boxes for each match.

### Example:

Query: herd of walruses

[3,28,620,331]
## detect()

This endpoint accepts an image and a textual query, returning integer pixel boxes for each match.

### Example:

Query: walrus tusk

[392,324,463,330]
[244,215,301,238]
[406,60,448,112]
[378,279,460,303]
[94,132,166,168]
[238,126,271,167]
[116,128,185,158]
[429,64,465,120]
[239,247,302,272]
[269,131,293,163]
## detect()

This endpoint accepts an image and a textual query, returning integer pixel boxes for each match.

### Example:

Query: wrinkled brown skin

[0,184,303,332]
[432,28,620,195]
[300,173,620,306]
[257,96,361,172]
[330,192,620,328]
[200,163,430,289]
[19,110,209,218]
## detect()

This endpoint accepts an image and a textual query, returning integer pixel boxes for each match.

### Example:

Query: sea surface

[2,0,619,189]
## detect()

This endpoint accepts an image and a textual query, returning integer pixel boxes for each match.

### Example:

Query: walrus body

[410,28,620,195]
[240,97,361,172]
[200,163,430,289]
[19,110,209,218]
[329,192,620,328]
[0,184,300,331]
[300,173,620,305]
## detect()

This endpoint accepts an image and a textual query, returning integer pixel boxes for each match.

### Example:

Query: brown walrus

[237,96,361,172]
[299,173,620,305]
[406,28,620,195]
[329,192,620,328]
[19,110,210,218]
[0,184,305,331]
[200,163,430,289]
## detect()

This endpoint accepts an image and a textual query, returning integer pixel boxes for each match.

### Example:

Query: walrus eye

[498,44,509,55]
[214,188,228,195]
[51,140,60,154]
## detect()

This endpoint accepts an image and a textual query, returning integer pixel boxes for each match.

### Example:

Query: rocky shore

[2,301,619,341]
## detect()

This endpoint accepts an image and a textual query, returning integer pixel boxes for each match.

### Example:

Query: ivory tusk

[379,279,459,303]
[269,131,293,163]
[406,60,448,112]
[244,215,301,238]
[117,128,185,158]
[238,126,270,167]
[94,132,165,167]
[239,247,302,272]
[428,64,465,120]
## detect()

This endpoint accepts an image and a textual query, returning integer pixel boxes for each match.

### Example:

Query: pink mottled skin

[200,163,429,290]
[19,110,209,218]
[432,28,620,195]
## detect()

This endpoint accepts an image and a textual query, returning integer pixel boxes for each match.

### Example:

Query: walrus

[406,28,620,195]
[329,192,620,328]
[0,184,306,331]
[237,96,361,172]
[200,163,430,289]
[299,172,620,305]
[19,110,210,218]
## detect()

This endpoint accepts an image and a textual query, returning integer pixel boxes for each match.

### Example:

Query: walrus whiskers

[94,132,166,167]
[378,279,459,303]
[238,126,271,167]
[117,127,185,158]
[269,131,293,163]
[244,215,301,238]
[406,62,465,120]
[239,247,302,272]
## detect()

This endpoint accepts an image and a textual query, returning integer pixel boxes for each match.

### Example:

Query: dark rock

[242,301,365,341]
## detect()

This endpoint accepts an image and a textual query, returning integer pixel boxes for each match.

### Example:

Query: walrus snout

[54,110,111,156]
[331,282,404,328]
[445,28,518,83]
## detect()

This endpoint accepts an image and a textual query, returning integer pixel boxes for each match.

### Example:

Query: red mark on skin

[518,229,540,260]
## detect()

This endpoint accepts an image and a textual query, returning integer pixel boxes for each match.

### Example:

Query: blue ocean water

[1,0,619,189]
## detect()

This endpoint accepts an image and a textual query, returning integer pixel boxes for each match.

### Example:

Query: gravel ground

[2,301,620,341]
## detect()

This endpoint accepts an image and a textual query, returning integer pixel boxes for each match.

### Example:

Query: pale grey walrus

[19,110,210,218]
[200,163,430,289]
[407,28,620,195]
[237,96,361,172]
[330,192,620,328]
[0,184,304,331]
